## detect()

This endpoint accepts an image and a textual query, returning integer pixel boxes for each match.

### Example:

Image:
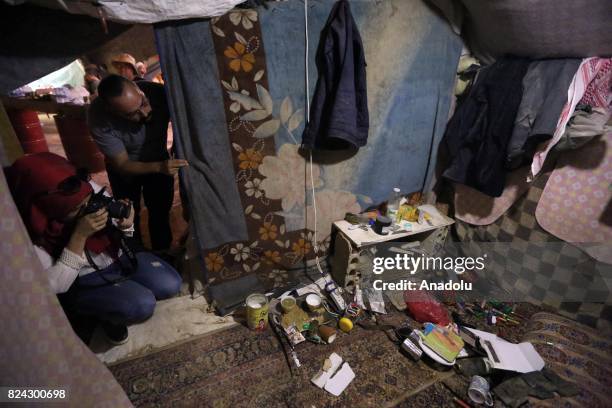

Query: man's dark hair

[97,74,131,105]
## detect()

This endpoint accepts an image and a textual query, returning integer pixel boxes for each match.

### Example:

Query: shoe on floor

[102,322,129,345]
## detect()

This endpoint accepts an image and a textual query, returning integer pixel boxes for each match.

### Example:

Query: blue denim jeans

[70,252,182,325]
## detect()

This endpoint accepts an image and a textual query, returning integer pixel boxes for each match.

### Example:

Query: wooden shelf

[333,204,454,248]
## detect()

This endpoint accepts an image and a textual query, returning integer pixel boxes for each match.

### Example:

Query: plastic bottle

[387,187,401,220]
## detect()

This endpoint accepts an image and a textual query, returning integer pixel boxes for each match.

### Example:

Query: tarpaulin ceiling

[2,0,611,94]
[429,0,612,62]
[0,3,130,94]
[5,0,244,24]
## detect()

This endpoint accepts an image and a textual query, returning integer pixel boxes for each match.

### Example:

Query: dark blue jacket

[442,58,531,197]
[302,0,369,150]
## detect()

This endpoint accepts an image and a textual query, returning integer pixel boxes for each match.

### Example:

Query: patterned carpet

[108,303,544,408]
[394,381,457,407]
[109,312,453,407]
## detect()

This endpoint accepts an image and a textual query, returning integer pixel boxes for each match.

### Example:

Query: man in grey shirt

[88,74,187,251]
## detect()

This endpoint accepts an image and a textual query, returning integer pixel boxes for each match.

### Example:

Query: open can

[246,293,269,331]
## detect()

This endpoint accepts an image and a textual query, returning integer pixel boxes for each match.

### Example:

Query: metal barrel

[7,109,49,154]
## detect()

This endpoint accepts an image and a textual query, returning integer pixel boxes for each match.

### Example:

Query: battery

[401,338,423,361]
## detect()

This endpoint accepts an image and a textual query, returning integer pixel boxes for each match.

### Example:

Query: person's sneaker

[102,322,129,345]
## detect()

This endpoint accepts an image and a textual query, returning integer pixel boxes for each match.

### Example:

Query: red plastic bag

[404,290,450,325]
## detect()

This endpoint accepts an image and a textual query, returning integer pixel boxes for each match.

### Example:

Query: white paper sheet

[482,341,544,373]
[324,362,356,396]
[311,353,343,389]
[465,328,504,343]
[466,328,545,373]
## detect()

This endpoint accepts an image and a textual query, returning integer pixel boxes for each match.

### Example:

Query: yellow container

[397,204,419,222]
[246,293,269,331]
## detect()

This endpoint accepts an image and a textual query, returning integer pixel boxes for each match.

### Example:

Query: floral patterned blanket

[155,0,462,293]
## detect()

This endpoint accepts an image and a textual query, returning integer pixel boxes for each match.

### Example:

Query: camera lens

[107,200,130,219]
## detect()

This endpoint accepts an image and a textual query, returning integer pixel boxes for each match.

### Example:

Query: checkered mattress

[448,172,612,332]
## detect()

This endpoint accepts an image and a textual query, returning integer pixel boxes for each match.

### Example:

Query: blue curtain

[155,0,462,290]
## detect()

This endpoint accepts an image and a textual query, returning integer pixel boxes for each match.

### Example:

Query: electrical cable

[304,0,346,313]
[304,0,324,276]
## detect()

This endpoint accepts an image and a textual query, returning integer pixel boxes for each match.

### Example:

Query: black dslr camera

[83,187,131,219]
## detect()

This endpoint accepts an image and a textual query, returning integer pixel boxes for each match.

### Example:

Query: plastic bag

[404,290,450,325]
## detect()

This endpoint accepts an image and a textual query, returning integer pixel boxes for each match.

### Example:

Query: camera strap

[82,226,139,288]
[118,231,138,270]
[84,248,130,287]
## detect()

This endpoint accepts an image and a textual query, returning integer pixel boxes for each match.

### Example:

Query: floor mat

[109,312,450,407]
[92,295,236,365]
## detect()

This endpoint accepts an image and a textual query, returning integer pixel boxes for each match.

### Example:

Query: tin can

[246,293,269,331]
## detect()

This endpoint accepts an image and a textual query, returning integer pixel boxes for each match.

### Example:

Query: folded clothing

[554,105,611,152]
[493,368,580,408]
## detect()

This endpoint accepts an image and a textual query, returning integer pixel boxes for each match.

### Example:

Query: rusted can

[246,293,269,331]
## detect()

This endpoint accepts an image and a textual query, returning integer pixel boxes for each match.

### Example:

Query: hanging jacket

[302,0,369,150]
[442,58,531,197]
